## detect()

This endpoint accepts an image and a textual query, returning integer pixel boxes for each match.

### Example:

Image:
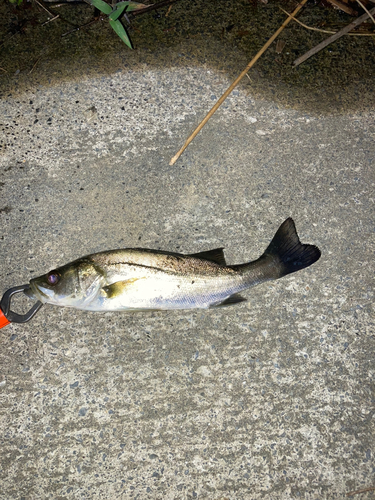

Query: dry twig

[0,32,17,50]
[294,6,375,66]
[326,0,358,16]
[354,0,375,23]
[29,56,42,74]
[280,6,375,34]
[33,0,57,18]
[169,0,309,165]
[61,17,102,37]
[42,14,60,25]
[346,486,375,496]
[130,0,182,17]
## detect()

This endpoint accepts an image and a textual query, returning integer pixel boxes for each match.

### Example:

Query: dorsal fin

[189,248,226,266]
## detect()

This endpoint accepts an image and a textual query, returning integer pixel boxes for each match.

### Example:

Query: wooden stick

[294,6,375,66]
[169,0,309,166]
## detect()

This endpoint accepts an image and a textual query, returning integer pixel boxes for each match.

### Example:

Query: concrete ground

[0,6,374,499]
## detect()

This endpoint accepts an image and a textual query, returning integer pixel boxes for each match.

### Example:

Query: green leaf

[110,2,147,21]
[87,0,112,15]
[88,0,146,17]
[86,0,143,48]
[109,4,128,21]
[109,19,133,49]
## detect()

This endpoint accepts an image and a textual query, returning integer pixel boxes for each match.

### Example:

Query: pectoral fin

[102,278,142,298]
[210,293,247,308]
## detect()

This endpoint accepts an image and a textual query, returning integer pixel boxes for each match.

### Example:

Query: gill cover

[28,260,103,308]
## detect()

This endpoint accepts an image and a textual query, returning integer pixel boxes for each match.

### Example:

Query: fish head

[26,259,103,308]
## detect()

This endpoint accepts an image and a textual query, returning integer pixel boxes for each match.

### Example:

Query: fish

[25,218,321,312]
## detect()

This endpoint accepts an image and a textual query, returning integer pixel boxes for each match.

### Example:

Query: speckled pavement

[0,41,374,499]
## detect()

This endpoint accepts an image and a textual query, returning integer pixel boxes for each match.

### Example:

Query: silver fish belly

[26,218,321,312]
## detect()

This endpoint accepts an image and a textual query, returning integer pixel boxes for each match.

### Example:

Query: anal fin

[210,293,247,308]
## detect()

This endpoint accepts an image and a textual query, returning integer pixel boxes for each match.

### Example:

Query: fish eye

[47,271,60,286]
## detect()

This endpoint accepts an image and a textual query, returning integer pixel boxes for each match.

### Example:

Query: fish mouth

[23,285,36,300]
[25,281,54,304]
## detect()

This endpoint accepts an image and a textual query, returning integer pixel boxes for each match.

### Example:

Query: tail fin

[264,218,321,277]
